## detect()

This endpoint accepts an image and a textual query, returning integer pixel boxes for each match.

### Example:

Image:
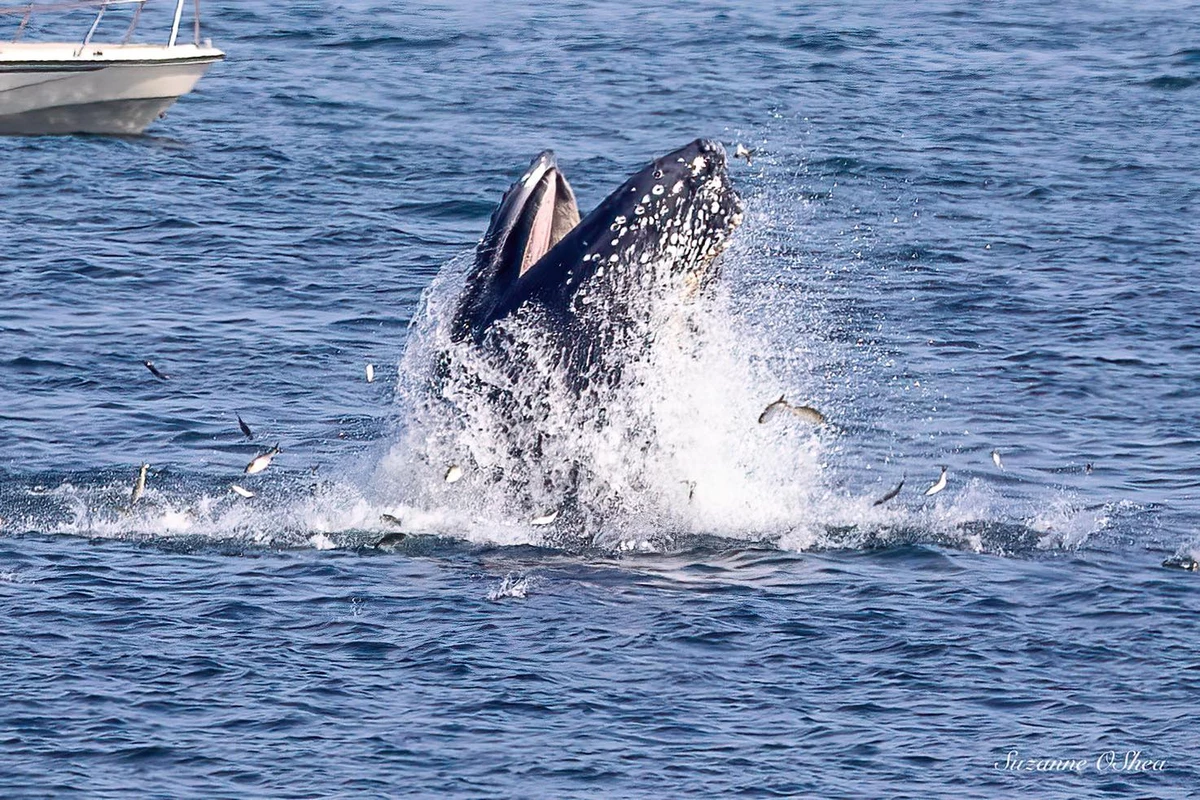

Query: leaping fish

[873,476,905,506]
[130,463,149,505]
[924,466,948,497]
[245,444,282,475]
[757,395,828,426]
[143,361,170,381]
[374,531,407,548]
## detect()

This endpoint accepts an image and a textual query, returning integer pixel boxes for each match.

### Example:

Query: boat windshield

[0,0,205,48]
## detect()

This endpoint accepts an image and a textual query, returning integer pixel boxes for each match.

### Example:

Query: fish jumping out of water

[245,444,281,475]
[374,531,407,548]
[130,463,149,505]
[143,360,169,381]
[873,475,905,506]
[924,466,948,496]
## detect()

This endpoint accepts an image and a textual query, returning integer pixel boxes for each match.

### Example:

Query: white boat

[0,0,223,135]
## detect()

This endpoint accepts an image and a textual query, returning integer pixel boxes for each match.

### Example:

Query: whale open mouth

[451,152,582,340]
[501,153,581,277]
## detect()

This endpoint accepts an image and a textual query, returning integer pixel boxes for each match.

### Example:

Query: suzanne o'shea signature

[995,750,1167,775]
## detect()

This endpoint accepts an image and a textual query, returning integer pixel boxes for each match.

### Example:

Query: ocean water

[1,1,1198,797]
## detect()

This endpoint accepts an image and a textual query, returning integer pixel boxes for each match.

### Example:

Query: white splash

[487,572,532,601]
[372,222,838,551]
[309,532,336,551]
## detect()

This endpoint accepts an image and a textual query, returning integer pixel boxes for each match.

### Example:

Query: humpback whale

[414,140,744,530]
[451,138,743,386]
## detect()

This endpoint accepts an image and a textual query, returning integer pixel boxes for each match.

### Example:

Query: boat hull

[0,94,182,135]
[0,46,222,135]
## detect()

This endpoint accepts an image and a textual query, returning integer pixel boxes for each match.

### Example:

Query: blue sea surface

[1,1,1199,797]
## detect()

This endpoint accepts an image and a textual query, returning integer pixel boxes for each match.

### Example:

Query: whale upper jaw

[453,139,743,347]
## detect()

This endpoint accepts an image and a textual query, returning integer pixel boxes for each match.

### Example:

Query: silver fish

[788,405,827,425]
[924,466,947,496]
[758,395,827,426]
[375,531,407,548]
[245,444,282,475]
[130,463,149,505]
[873,475,905,506]
[758,395,787,424]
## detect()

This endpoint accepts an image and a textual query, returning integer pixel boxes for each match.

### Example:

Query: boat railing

[1,0,204,50]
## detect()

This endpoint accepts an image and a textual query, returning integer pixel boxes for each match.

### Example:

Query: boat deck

[0,41,223,66]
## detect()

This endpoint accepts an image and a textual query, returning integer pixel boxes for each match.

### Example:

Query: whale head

[453,139,743,350]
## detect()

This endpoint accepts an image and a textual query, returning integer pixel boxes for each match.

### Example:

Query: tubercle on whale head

[570,138,743,299]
